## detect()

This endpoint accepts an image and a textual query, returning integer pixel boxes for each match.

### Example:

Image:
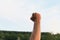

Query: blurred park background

[0,0,60,40]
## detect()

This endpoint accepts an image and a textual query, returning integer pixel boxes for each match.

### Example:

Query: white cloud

[0,0,39,22]
[0,0,41,31]
[0,0,60,33]
[41,5,60,33]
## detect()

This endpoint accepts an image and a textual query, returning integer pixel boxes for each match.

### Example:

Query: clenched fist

[31,12,41,23]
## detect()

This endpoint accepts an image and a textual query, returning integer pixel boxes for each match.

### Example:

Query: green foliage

[0,31,31,40]
[41,32,55,40]
[0,31,60,40]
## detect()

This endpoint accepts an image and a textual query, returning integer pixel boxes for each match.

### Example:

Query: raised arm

[30,13,41,40]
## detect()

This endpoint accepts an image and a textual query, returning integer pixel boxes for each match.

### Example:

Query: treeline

[41,32,60,40]
[0,31,31,40]
[0,31,60,40]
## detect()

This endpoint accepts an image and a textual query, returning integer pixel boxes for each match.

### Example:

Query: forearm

[30,22,41,40]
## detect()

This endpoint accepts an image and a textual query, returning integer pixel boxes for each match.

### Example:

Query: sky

[0,0,60,34]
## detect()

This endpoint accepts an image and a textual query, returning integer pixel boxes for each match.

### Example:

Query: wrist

[34,21,40,23]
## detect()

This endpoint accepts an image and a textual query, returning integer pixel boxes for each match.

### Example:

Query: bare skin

[30,13,41,40]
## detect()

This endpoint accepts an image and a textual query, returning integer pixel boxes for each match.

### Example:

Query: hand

[31,12,41,23]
